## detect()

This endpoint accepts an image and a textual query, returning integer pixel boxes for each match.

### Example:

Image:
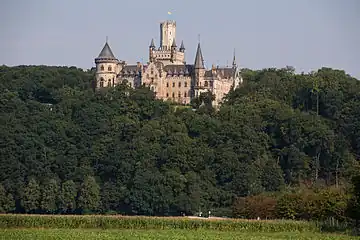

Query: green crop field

[0,214,357,240]
[1,229,358,240]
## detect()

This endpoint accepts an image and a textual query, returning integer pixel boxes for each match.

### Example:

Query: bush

[233,194,277,219]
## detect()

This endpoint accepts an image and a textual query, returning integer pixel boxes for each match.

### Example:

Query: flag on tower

[168,11,172,15]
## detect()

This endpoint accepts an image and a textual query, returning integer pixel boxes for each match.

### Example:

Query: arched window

[166,82,169,87]
[166,93,169,97]
[184,82,187,87]
[108,66,112,71]
[100,65,104,71]
[184,92,187,98]
[178,82,181,87]
[100,78,104,87]
[108,79,111,87]
[178,92,181,98]
[172,82,175,87]
[204,81,208,87]
[151,86,155,91]
[172,92,175,98]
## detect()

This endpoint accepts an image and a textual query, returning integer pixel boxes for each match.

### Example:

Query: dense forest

[0,65,359,221]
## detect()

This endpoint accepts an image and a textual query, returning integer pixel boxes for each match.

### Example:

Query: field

[0,214,357,240]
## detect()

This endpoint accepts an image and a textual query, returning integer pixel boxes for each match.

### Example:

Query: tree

[40,179,59,213]
[0,184,15,213]
[58,180,77,214]
[21,178,40,213]
[77,176,100,213]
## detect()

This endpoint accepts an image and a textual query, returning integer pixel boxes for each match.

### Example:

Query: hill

[0,65,359,218]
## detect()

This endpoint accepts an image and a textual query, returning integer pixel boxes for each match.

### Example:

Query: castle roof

[97,42,116,59]
[163,64,193,76]
[180,40,185,50]
[150,38,155,48]
[194,43,204,69]
[204,67,235,78]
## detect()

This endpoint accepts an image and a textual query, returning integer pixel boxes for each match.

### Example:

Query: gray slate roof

[194,43,204,69]
[97,42,116,59]
[205,68,235,78]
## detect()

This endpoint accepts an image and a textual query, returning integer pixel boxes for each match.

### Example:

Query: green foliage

[0,184,15,213]
[40,179,59,213]
[77,176,100,213]
[21,178,41,213]
[0,65,360,219]
[58,180,77,213]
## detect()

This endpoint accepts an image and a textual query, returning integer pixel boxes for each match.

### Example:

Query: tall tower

[160,20,176,50]
[194,42,206,97]
[94,40,119,88]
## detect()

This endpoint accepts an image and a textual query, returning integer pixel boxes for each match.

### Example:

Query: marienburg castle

[94,20,243,106]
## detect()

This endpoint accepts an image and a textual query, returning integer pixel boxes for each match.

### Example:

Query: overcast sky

[0,0,359,78]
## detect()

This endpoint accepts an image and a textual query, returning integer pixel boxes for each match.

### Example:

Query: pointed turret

[232,48,237,68]
[194,43,204,69]
[180,40,185,52]
[97,41,116,59]
[150,38,155,49]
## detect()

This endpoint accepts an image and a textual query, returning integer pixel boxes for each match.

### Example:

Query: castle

[94,20,243,106]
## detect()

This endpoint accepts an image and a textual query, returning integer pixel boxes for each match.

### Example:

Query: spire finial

[232,48,237,68]
[198,34,201,43]
[106,36,108,43]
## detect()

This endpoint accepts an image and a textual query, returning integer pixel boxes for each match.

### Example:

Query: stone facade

[94,20,243,106]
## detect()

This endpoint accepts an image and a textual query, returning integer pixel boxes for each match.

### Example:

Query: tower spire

[106,36,108,43]
[194,42,204,69]
[232,48,237,68]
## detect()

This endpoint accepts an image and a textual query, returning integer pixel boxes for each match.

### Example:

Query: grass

[1,228,358,240]
[0,214,357,240]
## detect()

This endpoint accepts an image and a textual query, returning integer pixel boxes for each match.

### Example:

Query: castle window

[172,82,175,87]
[151,78,154,83]
[166,82,169,87]
[172,92,175,98]
[151,68,154,74]
[184,82,187,87]
[204,81,208,87]
[184,92,187,97]
[178,82,181,87]
[178,92,181,98]
[166,93,169,97]
[100,65,104,71]
[108,79,111,87]
[100,78,104,87]
[108,66,112,71]
[155,74,158,78]
[151,86,154,91]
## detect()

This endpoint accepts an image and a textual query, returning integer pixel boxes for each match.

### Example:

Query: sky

[0,0,359,79]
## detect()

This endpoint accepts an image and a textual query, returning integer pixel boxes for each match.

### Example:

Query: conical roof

[180,40,185,50]
[150,38,155,48]
[97,42,116,59]
[194,43,204,69]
